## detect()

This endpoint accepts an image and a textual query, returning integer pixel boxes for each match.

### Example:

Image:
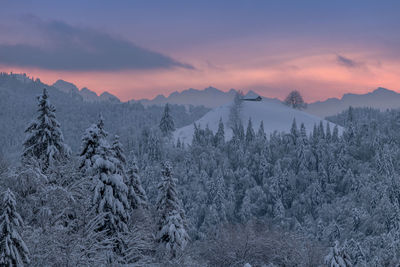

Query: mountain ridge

[52,79,120,103]
[307,87,400,117]
[136,86,282,108]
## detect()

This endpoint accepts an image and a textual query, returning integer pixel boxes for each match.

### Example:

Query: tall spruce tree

[126,155,148,210]
[99,155,129,230]
[22,88,70,170]
[0,189,30,266]
[256,121,266,141]
[111,135,127,177]
[214,118,225,146]
[245,118,255,144]
[92,137,130,234]
[156,162,189,257]
[79,121,103,172]
[79,119,130,236]
[159,104,175,137]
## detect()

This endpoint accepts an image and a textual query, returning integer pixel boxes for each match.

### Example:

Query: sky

[0,0,400,102]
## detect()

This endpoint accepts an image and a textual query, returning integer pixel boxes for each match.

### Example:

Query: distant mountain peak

[52,79,119,103]
[244,90,260,98]
[137,87,238,108]
[53,79,79,94]
[371,87,395,94]
[136,87,269,108]
[307,87,400,117]
[100,91,120,102]
[204,86,219,92]
[80,87,96,95]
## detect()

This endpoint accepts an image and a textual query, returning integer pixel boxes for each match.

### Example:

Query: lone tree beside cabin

[284,90,307,110]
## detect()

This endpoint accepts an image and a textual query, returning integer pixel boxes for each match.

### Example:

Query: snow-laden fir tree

[159,104,175,137]
[214,118,225,146]
[156,161,189,257]
[256,121,266,141]
[79,116,106,172]
[245,118,255,144]
[79,119,130,237]
[126,154,148,210]
[204,169,227,228]
[111,135,127,177]
[0,189,30,266]
[325,241,352,267]
[92,139,130,235]
[22,88,70,170]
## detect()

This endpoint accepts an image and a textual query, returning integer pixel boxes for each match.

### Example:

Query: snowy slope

[174,98,341,144]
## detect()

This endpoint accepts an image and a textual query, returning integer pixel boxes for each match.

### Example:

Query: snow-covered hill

[174,98,340,144]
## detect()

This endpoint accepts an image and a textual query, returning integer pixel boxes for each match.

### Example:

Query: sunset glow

[1,0,399,102]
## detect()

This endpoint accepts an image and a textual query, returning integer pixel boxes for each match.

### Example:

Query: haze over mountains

[306,87,400,117]
[4,72,400,118]
[140,86,400,117]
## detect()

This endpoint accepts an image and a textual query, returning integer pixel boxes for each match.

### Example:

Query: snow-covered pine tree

[159,104,175,137]
[156,161,189,258]
[79,117,106,173]
[22,88,70,170]
[0,189,30,266]
[256,121,266,141]
[233,121,245,142]
[214,118,225,146]
[126,154,148,210]
[91,136,130,235]
[326,122,332,142]
[111,135,127,177]
[290,118,299,144]
[332,125,339,143]
[208,169,227,223]
[245,118,255,144]
[79,118,130,238]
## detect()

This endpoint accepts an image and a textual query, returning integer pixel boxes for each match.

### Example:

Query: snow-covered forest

[1,76,400,266]
[0,73,209,161]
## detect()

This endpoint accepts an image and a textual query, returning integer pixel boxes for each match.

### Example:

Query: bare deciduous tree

[284,90,307,109]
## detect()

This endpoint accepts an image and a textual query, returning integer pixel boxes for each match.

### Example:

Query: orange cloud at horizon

[2,48,400,103]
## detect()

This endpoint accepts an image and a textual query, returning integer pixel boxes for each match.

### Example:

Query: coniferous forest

[1,84,400,266]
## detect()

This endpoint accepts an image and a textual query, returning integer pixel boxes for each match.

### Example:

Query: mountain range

[138,86,400,118]
[5,73,400,118]
[52,79,120,103]
[306,87,400,117]
[137,87,238,107]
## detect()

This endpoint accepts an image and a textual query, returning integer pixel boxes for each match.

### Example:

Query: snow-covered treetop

[22,88,70,170]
